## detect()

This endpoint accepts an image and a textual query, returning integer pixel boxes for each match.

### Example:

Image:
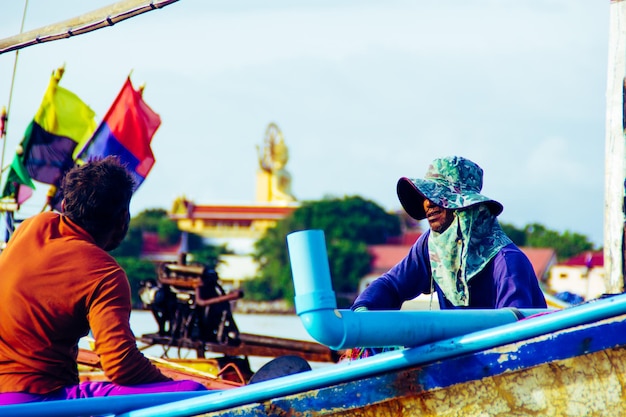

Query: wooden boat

[5,224,626,417]
[6,287,626,416]
[76,348,246,389]
[120,294,626,417]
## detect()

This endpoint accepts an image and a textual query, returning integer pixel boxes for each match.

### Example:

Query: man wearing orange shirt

[0,156,206,404]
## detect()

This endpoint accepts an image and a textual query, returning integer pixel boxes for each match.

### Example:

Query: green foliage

[157,218,182,245]
[524,223,595,261]
[186,232,207,252]
[189,244,231,270]
[129,208,181,245]
[112,209,209,259]
[110,226,143,258]
[111,208,225,306]
[500,222,526,246]
[500,221,595,261]
[326,239,371,294]
[130,208,168,230]
[290,196,401,244]
[112,209,176,258]
[116,256,158,308]
[246,196,401,305]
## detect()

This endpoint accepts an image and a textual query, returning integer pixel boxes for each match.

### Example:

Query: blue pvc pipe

[287,229,549,350]
[0,391,209,417]
[119,292,626,417]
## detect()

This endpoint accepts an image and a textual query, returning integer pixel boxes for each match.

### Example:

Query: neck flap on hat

[427,204,512,307]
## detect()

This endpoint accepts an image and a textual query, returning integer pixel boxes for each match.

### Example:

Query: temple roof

[170,199,299,222]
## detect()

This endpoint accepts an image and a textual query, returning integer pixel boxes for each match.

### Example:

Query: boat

[5,229,626,417]
[76,348,245,390]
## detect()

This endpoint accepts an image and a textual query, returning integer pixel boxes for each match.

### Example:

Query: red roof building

[140,232,181,262]
[562,250,604,268]
[366,238,557,283]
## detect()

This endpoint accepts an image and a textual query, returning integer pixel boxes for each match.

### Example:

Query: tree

[111,209,173,258]
[524,223,595,261]
[500,222,526,247]
[116,257,158,308]
[112,208,208,259]
[110,208,225,306]
[130,208,179,245]
[111,226,143,258]
[500,221,595,261]
[189,244,231,270]
[246,196,401,306]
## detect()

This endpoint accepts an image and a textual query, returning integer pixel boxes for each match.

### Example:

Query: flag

[1,68,96,205]
[77,77,161,190]
[0,106,6,138]
[22,69,97,184]
[2,153,35,205]
[0,107,31,204]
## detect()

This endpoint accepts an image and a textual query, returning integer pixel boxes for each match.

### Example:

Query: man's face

[422,198,455,233]
[103,209,130,251]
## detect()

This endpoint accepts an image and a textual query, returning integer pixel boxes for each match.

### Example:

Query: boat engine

[138,255,243,357]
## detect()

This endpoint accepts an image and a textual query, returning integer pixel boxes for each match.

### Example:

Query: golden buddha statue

[256,123,296,203]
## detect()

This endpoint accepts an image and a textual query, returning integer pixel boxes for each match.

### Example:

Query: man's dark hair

[61,156,136,241]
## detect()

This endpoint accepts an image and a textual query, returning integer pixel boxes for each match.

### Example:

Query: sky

[0,0,611,246]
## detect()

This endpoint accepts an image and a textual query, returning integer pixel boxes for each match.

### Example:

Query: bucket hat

[397,156,503,220]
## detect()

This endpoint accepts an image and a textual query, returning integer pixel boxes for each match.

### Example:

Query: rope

[1,0,29,173]
[216,362,247,385]
[0,0,29,241]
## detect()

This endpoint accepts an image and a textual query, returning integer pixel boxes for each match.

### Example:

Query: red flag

[78,77,161,189]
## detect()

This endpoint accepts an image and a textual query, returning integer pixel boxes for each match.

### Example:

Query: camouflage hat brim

[397,177,503,220]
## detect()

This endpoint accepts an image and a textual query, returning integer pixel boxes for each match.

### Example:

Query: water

[128,310,321,372]
[89,299,437,373]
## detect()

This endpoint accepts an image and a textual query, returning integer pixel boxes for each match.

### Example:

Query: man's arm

[352,232,432,311]
[492,245,547,309]
[88,265,170,385]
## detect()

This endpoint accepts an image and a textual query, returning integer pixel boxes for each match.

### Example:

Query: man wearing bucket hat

[352,156,546,311]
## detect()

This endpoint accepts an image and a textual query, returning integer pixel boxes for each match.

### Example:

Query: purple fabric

[0,380,206,405]
[353,230,547,310]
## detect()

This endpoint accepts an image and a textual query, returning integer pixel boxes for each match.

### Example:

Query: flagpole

[38,65,67,213]
[42,186,57,213]
[604,0,626,294]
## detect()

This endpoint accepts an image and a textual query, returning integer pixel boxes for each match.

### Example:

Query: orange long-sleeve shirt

[0,212,169,394]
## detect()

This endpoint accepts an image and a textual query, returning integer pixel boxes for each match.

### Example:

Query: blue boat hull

[4,302,626,416]
[200,312,626,416]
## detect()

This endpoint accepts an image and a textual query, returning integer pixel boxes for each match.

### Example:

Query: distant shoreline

[233,299,295,315]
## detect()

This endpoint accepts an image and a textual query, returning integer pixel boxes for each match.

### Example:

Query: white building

[547,251,605,301]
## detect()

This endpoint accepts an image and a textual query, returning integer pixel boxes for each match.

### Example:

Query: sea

[127,310,320,372]
[83,296,437,373]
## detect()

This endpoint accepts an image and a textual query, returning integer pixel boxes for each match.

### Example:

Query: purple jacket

[353,231,547,310]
